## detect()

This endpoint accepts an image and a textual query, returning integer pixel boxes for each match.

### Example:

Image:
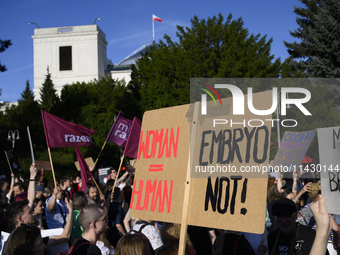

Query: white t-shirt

[131,222,163,250]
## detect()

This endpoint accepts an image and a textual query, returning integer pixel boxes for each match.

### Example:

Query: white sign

[317,126,340,214]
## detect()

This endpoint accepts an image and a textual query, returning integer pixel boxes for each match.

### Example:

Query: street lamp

[94,17,100,24]
[7,130,20,148]
[28,22,40,28]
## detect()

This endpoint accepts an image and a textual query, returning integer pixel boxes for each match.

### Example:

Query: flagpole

[4,151,13,174]
[112,155,125,194]
[93,140,107,168]
[27,126,35,164]
[47,148,57,188]
[91,174,104,198]
[152,14,155,43]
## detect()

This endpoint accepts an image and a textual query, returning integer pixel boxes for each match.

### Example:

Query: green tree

[132,13,283,112]
[55,76,141,167]
[18,80,34,104]
[39,67,59,112]
[284,0,340,77]
[0,39,12,72]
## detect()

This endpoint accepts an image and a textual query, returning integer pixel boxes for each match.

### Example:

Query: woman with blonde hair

[160,223,196,255]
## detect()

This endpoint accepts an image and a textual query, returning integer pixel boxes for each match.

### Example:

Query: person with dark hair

[0,179,9,193]
[0,190,9,232]
[60,176,72,199]
[114,234,148,255]
[2,224,45,255]
[5,199,39,232]
[121,186,132,214]
[108,187,126,246]
[13,181,26,198]
[33,197,46,229]
[70,191,88,244]
[71,204,108,255]
[45,179,69,229]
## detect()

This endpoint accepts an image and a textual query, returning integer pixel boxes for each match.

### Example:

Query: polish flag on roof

[153,14,162,22]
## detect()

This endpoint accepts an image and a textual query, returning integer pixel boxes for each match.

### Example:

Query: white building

[31,24,159,101]
[32,25,132,100]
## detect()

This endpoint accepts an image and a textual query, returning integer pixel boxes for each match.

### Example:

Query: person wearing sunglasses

[71,204,108,255]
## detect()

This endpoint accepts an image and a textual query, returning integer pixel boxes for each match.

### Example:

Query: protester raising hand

[309,194,331,255]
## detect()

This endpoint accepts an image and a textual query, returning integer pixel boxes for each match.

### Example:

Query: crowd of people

[0,163,337,255]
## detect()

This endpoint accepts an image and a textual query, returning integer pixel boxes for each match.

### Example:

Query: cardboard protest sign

[272,130,316,170]
[74,157,94,171]
[189,91,272,234]
[130,90,271,234]
[317,126,340,214]
[129,104,190,224]
[35,161,52,170]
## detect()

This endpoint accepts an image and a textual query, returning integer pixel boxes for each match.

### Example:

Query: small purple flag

[75,146,93,193]
[123,117,142,159]
[106,112,132,147]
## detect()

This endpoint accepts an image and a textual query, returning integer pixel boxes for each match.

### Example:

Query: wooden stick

[47,148,57,188]
[93,140,107,168]
[4,151,13,174]
[112,155,125,193]
[179,102,200,255]
[27,126,35,164]
[91,175,103,197]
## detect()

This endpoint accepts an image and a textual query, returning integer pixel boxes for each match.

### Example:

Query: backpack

[58,238,91,255]
[129,224,155,255]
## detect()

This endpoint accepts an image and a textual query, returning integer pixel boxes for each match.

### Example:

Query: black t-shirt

[71,237,101,255]
[268,224,328,255]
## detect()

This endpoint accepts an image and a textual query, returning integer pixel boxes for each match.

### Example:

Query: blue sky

[0,0,303,102]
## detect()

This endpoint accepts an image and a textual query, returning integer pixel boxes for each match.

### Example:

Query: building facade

[32,25,126,100]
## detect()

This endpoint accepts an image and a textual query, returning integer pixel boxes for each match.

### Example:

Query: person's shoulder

[72,237,100,255]
[298,224,316,236]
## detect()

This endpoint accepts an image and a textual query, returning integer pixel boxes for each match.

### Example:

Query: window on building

[59,46,72,71]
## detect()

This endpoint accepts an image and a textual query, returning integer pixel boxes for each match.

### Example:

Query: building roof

[118,42,157,65]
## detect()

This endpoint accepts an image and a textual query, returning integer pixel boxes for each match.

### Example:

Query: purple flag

[106,112,132,147]
[123,117,142,159]
[41,110,95,148]
[75,146,93,193]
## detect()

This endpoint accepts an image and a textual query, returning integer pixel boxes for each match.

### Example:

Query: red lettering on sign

[137,128,180,159]
[130,179,173,213]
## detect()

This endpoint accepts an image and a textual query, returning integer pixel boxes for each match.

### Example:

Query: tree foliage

[284,0,340,77]
[39,67,59,112]
[132,13,283,112]
[0,39,12,72]
[54,76,141,167]
[18,80,34,104]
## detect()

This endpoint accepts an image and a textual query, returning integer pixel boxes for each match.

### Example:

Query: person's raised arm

[28,163,37,208]
[7,173,15,199]
[47,198,73,246]
[295,182,311,201]
[47,187,59,212]
[309,194,331,255]
[277,172,283,193]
